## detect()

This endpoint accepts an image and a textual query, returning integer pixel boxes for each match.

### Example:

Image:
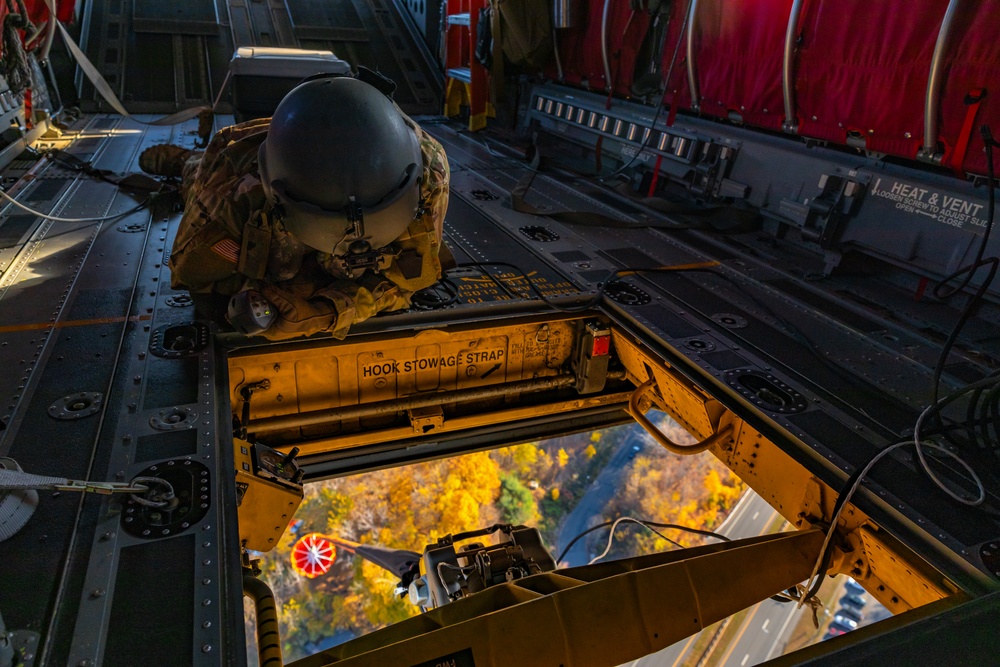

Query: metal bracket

[7,629,39,666]
[408,405,444,434]
[779,172,866,247]
[628,379,733,455]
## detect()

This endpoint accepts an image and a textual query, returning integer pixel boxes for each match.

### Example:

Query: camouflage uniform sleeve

[177,116,449,341]
[256,262,407,340]
[169,120,272,295]
[380,123,449,295]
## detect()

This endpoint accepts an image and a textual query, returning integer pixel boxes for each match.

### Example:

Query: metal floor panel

[0,116,241,666]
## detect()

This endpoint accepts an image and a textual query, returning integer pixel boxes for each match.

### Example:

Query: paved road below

[555,429,646,566]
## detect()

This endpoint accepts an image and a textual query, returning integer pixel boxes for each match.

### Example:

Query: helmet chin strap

[345,195,366,242]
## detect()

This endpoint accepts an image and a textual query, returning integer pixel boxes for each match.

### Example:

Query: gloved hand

[226,290,277,335]
[258,284,339,339]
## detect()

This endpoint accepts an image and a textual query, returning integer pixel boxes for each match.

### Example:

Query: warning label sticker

[870,177,987,231]
[456,271,576,304]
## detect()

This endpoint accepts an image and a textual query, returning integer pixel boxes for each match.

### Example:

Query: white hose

[0,187,145,223]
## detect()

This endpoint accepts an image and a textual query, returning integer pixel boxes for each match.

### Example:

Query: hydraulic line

[244,573,283,667]
[782,0,805,130]
[922,0,963,158]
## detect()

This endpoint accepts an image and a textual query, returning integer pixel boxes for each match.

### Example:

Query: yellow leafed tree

[431,451,501,536]
[703,469,742,512]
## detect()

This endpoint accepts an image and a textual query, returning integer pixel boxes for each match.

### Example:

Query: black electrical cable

[448,523,514,544]
[603,101,669,182]
[802,463,867,600]
[931,255,998,404]
[411,277,460,309]
[957,368,1000,450]
[477,264,521,300]
[933,128,998,303]
[437,562,477,574]
[967,385,986,447]
[927,127,1000,449]
[556,518,730,565]
[807,374,1000,598]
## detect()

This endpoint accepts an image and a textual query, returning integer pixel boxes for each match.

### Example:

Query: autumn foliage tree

[498,473,537,525]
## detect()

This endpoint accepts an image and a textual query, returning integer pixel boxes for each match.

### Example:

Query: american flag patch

[210,238,240,263]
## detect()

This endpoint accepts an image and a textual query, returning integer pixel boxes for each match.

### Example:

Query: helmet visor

[280,179,421,255]
[259,142,422,256]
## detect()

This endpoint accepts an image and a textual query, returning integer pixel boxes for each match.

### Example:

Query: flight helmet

[258,75,422,272]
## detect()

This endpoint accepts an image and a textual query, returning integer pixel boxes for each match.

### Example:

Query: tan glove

[258,284,338,340]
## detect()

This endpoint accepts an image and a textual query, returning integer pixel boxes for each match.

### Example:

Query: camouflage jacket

[169,113,449,339]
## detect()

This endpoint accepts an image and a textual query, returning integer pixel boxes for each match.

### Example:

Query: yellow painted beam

[289,530,824,667]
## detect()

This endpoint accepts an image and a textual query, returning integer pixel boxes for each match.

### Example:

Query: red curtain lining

[547,0,997,176]
[691,0,790,130]
[552,2,652,96]
[609,8,652,97]
[24,0,74,25]
[796,0,947,159]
